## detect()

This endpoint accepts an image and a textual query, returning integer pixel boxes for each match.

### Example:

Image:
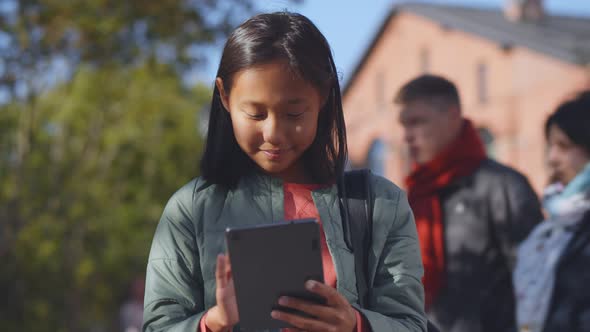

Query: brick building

[343,0,590,193]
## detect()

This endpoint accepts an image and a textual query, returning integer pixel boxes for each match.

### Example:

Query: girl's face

[217,61,323,183]
[547,124,590,185]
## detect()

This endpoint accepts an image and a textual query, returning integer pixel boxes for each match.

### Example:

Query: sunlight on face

[217,61,323,183]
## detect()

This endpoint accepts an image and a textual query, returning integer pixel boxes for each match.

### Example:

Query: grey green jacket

[143,174,426,331]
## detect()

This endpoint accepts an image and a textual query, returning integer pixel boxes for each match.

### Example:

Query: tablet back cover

[225,219,325,330]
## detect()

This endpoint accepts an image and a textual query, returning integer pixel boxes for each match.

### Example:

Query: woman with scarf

[514,91,590,332]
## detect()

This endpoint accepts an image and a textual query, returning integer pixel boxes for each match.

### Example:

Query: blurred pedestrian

[514,91,590,332]
[395,74,543,332]
[120,277,145,332]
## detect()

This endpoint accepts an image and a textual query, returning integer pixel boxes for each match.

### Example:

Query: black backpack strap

[339,169,373,308]
[339,170,441,332]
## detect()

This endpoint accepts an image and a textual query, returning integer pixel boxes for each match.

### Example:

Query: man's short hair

[394,74,461,110]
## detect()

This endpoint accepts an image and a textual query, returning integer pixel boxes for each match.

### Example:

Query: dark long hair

[200,12,347,187]
[545,90,590,154]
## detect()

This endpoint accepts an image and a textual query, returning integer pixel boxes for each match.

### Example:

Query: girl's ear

[216,77,230,112]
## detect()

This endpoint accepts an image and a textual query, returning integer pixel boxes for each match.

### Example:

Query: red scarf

[405,120,486,309]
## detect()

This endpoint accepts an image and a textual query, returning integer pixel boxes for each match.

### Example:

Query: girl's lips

[262,149,289,160]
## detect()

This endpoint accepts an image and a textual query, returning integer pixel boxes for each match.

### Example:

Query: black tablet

[225,218,325,330]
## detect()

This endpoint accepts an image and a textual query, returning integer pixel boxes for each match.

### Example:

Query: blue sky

[192,0,590,86]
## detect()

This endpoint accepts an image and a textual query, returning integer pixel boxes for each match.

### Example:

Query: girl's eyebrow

[239,98,307,108]
[238,101,264,109]
[286,98,305,105]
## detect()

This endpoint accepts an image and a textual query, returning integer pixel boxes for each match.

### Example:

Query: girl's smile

[217,61,322,183]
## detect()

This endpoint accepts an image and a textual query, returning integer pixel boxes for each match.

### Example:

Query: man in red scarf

[395,75,542,332]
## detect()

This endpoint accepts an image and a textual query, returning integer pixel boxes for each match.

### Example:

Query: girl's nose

[262,115,287,146]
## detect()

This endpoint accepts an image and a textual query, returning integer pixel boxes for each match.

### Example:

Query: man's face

[398,100,458,164]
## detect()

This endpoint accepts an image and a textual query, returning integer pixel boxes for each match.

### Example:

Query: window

[477,62,488,104]
[367,139,387,176]
[402,144,412,175]
[478,127,496,158]
[344,157,353,171]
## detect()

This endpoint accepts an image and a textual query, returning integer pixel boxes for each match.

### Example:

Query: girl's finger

[216,254,227,288]
[271,309,332,332]
[277,296,335,322]
[223,255,231,273]
[224,255,232,276]
[305,280,347,307]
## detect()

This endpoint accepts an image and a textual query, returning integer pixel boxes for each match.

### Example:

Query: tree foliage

[0,1,303,330]
[0,62,209,331]
[0,0,300,98]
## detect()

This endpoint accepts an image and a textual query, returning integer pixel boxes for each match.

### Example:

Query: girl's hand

[272,280,357,332]
[205,254,239,332]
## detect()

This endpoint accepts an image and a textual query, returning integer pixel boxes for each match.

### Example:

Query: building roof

[343,2,590,95]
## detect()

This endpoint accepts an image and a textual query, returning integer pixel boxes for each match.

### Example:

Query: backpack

[339,169,441,332]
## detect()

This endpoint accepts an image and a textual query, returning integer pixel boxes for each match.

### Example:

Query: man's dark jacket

[427,159,543,332]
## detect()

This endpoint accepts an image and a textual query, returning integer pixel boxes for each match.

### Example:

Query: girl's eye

[245,112,265,120]
[287,112,304,118]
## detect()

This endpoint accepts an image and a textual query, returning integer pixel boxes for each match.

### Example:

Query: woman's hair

[200,12,347,187]
[545,90,590,154]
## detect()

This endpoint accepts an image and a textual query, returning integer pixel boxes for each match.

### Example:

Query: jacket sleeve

[356,178,427,332]
[143,183,206,332]
[492,171,543,269]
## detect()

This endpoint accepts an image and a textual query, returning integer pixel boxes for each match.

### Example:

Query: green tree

[1,0,295,98]
[0,63,210,331]
[0,1,303,330]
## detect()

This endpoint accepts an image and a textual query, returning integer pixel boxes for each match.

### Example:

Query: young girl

[143,12,426,332]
